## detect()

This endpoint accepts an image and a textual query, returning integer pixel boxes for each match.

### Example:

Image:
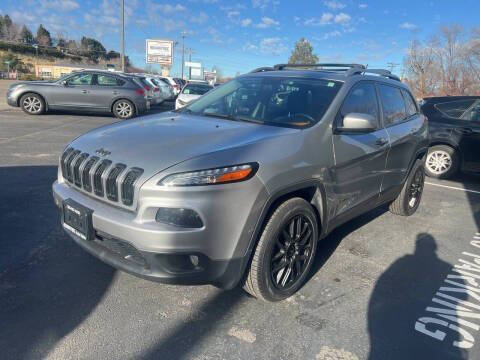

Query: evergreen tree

[36,24,52,46]
[288,38,319,65]
[20,25,34,44]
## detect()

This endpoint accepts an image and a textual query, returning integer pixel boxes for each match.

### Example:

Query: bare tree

[404,24,480,98]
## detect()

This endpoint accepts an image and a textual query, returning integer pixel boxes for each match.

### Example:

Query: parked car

[143,76,166,105]
[52,63,428,302]
[175,82,213,109]
[7,70,149,119]
[421,96,480,178]
[159,76,182,96]
[154,77,175,100]
[125,74,155,107]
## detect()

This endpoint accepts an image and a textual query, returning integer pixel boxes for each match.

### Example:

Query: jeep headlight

[158,163,257,187]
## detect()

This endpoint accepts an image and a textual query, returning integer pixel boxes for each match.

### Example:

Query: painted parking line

[425,182,480,195]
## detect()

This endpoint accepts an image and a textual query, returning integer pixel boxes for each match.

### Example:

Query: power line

[387,62,400,73]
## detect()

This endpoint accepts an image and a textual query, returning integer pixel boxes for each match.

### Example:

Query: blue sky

[1,0,479,76]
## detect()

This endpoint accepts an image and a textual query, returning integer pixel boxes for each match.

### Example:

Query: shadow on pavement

[141,287,247,360]
[367,233,468,359]
[308,205,388,282]
[0,166,115,360]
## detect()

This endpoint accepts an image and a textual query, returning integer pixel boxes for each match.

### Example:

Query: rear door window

[401,89,418,117]
[378,84,407,126]
[66,73,93,86]
[97,74,121,86]
[340,82,379,126]
[434,100,476,119]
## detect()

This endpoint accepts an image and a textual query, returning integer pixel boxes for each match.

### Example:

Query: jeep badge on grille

[95,148,111,157]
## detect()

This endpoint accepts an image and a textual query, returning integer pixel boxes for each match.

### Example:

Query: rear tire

[20,93,45,115]
[389,159,425,216]
[113,99,135,120]
[424,145,459,179]
[243,198,318,302]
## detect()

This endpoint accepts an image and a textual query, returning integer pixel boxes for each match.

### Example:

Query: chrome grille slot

[61,147,74,178]
[82,156,98,192]
[93,160,112,197]
[121,168,144,206]
[73,153,89,187]
[106,164,126,202]
[65,150,81,183]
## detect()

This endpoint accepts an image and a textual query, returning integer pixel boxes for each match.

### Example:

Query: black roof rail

[250,67,275,73]
[347,68,401,81]
[273,63,366,71]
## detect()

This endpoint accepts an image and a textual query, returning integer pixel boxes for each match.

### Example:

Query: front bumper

[7,94,18,107]
[52,177,267,288]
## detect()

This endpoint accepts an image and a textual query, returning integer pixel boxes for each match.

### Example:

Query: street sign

[185,61,201,68]
[146,39,173,65]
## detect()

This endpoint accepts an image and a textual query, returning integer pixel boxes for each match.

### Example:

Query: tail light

[135,88,145,95]
[173,84,179,90]
[153,87,159,92]
[144,85,151,92]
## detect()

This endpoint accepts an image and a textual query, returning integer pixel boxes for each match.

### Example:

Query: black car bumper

[61,222,247,290]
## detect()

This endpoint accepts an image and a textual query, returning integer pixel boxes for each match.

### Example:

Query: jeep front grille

[60,148,144,207]
[106,164,126,202]
[121,168,144,206]
[93,160,112,197]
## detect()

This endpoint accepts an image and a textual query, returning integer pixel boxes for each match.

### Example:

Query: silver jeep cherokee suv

[53,64,429,302]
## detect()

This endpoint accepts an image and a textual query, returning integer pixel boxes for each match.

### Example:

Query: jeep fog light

[155,207,203,228]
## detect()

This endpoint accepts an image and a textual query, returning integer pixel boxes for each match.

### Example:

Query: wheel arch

[245,181,328,258]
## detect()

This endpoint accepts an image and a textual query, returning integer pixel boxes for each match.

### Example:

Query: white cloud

[40,0,79,11]
[227,10,240,18]
[323,0,346,10]
[334,13,351,24]
[323,30,342,39]
[252,0,279,10]
[304,13,334,26]
[152,4,186,14]
[399,22,418,30]
[241,18,253,27]
[243,37,287,56]
[256,16,280,28]
[359,3,368,9]
[259,37,287,55]
[191,11,209,24]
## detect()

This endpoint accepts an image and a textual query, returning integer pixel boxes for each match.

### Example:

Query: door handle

[375,138,388,147]
[112,91,119,95]
[81,90,88,94]
[457,128,473,134]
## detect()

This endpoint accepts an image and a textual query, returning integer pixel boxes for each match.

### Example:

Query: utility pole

[121,0,125,72]
[181,31,186,80]
[186,47,194,80]
[387,62,400,73]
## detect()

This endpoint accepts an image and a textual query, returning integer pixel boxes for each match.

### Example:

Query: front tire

[243,198,318,302]
[389,159,425,216]
[113,99,135,120]
[425,145,459,179]
[20,93,45,115]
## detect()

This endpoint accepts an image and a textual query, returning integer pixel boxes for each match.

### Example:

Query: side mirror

[337,113,377,133]
[61,80,67,86]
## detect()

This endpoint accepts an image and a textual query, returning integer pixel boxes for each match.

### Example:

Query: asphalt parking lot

[1,102,479,360]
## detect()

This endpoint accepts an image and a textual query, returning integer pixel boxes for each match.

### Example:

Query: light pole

[181,31,186,80]
[4,61,10,79]
[121,0,125,72]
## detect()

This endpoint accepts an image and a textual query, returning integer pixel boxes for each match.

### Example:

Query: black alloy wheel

[270,215,314,290]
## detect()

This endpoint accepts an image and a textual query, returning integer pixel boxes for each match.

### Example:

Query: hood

[178,94,200,103]
[69,112,296,179]
[9,80,55,89]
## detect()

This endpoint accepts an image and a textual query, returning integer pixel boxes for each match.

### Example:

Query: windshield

[183,76,342,128]
[182,84,213,95]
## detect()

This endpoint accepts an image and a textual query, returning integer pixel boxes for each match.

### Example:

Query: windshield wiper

[202,112,265,125]
[202,112,236,120]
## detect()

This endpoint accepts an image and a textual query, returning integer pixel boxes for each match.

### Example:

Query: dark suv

[53,64,428,302]
[421,96,480,178]
[7,70,149,119]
